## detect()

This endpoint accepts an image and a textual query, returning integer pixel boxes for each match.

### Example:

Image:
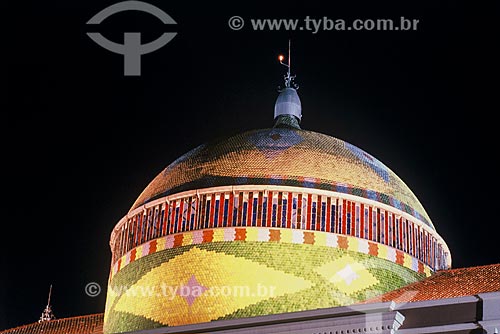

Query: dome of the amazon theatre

[104,81,450,333]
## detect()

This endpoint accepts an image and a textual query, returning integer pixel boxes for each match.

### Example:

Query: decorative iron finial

[39,285,56,322]
[278,39,299,90]
[274,39,302,128]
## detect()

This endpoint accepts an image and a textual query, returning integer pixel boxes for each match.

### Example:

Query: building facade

[2,56,498,334]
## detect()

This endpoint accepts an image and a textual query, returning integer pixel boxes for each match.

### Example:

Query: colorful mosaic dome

[104,84,450,333]
[131,127,433,228]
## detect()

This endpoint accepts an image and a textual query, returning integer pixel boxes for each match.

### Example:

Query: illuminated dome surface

[104,80,450,333]
[131,127,433,228]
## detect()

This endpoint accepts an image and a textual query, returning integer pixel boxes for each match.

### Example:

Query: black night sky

[4,0,498,330]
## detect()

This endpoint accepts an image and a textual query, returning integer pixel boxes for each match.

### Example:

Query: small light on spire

[278,54,285,62]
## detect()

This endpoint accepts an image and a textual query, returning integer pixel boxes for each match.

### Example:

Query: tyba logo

[87,1,177,76]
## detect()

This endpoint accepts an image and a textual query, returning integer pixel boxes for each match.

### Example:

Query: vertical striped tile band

[111,186,449,272]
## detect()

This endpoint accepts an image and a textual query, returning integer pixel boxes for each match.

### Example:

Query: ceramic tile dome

[104,82,450,333]
[131,127,434,229]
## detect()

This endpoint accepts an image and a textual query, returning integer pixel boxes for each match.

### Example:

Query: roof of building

[0,313,103,334]
[3,265,499,334]
[362,263,500,303]
[130,127,434,228]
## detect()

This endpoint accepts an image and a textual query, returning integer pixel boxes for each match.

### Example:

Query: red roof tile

[0,313,103,334]
[363,263,500,303]
[2,265,499,333]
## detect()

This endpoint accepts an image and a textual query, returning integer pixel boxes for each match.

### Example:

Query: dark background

[4,0,498,330]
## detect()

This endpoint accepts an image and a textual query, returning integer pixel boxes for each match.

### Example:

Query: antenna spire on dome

[274,39,302,129]
[278,39,298,89]
[39,284,56,322]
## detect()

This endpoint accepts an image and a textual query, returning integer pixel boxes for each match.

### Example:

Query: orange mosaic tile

[0,314,103,334]
[363,263,500,303]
